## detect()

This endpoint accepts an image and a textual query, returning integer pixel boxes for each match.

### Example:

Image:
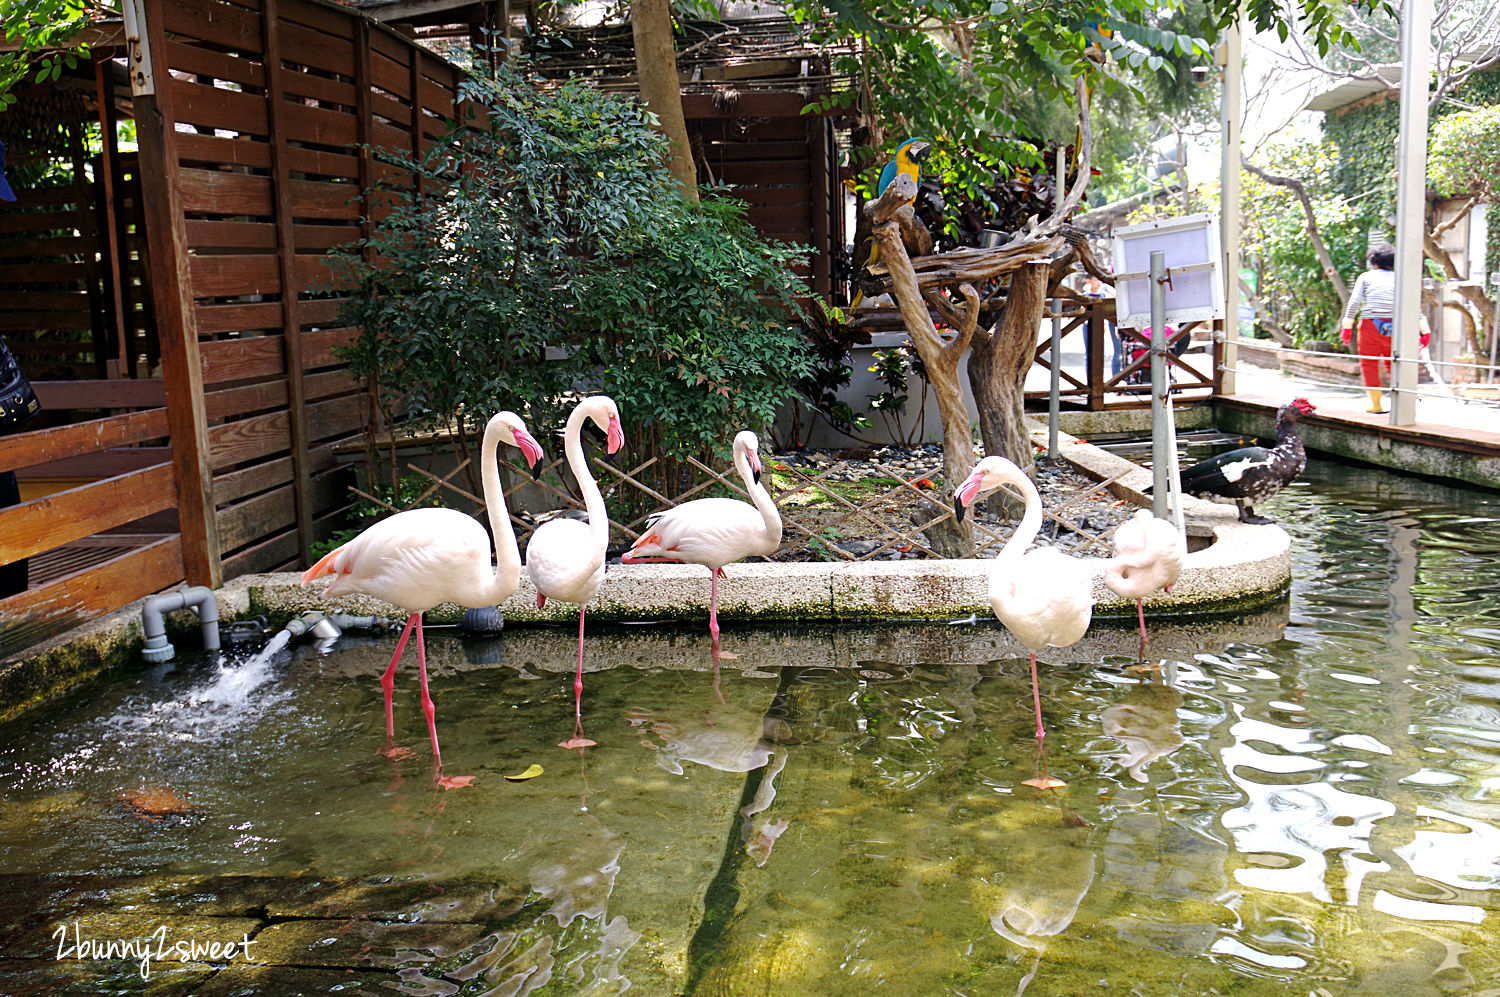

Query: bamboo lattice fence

[355,444,1136,565]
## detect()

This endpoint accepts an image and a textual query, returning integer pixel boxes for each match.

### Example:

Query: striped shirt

[1342,268,1395,324]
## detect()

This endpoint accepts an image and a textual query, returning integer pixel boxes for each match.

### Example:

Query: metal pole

[1391,0,1431,426]
[1048,296,1061,458]
[1150,250,1169,518]
[1218,11,1244,396]
[1489,272,1500,383]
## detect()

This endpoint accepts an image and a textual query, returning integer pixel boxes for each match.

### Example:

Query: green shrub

[327,60,815,508]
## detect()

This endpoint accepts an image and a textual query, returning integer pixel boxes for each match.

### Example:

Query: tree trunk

[1425,213,1495,355]
[868,175,973,556]
[1242,155,1348,308]
[967,261,1054,479]
[631,0,697,201]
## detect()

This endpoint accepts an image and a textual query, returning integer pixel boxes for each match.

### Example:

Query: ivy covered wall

[1322,66,1500,273]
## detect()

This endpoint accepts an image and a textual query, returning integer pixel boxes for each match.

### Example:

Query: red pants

[1358,318,1392,388]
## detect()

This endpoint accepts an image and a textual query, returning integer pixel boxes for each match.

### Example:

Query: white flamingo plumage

[301,411,544,789]
[525,395,625,750]
[1104,509,1185,647]
[955,456,1094,787]
[621,430,781,641]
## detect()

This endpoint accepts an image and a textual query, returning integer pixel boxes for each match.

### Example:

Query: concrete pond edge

[0,423,1288,722]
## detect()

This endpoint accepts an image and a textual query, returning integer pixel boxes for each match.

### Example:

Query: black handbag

[0,336,39,431]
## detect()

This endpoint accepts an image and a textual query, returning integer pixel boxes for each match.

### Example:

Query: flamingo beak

[605,415,625,455]
[749,448,763,485]
[953,471,983,523]
[515,429,545,480]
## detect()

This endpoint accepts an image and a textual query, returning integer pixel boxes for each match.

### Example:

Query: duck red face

[1289,398,1315,417]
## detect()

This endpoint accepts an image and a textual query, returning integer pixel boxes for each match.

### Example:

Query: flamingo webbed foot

[437,774,476,790]
[559,736,597,750]
[1021,775,1068,790]
[381,744,416,760]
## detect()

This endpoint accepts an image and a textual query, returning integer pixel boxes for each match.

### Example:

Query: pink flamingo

[525,395,625,750]
[621,430,781,641]
[301,411,544,789]
[1104,509,1185,651]
[955,456,1093,788]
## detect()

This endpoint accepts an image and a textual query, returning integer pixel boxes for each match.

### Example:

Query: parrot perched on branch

[851,138,932,310]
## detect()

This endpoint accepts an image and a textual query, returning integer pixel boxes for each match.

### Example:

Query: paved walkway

[1228,360,1500,446]
[1212,360,1500,491]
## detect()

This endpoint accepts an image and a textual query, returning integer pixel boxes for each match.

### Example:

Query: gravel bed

[765,444,1137,561]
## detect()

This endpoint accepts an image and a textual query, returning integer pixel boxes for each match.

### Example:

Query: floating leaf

[505,763,544,782]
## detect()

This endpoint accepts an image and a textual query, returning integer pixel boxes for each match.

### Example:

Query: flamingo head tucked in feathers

[580,395,625,455]
[490,411,545,474]
[734,430,763,484]
[953,455,1026,523]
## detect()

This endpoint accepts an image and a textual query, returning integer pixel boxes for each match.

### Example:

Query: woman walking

[1340,243,1396,414]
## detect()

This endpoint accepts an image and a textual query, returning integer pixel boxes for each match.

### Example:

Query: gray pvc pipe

[141,586,220,662]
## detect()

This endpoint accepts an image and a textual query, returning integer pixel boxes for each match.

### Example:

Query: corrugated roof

[1302,64,1401,112]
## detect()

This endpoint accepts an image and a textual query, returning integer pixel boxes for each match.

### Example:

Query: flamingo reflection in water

[986,809,1097,996]
[1101,680,1184,783]
[630,661,797,868]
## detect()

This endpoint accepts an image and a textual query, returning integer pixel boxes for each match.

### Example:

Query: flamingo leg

[381,613,419,737]
[559,606,596,749]
[415,619,440,766]
[1028,651,1046,742]
[414,621,474,790]
[708,568,721,641]
[1021,654,1068,789]
[1136,598,1148,643]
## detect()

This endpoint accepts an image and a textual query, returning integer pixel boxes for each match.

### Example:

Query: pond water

[2,456,1499,995]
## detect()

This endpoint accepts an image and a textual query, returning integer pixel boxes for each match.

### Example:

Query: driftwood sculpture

[856,78,1104,550]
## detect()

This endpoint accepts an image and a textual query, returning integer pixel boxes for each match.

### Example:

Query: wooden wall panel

[0,0,472,657]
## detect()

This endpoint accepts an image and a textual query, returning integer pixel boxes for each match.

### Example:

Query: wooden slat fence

[0,0,470,657]
[685,92,841,297]
[156,0,463,581]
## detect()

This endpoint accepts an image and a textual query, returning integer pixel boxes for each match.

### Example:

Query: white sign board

[1111,213,1224,330]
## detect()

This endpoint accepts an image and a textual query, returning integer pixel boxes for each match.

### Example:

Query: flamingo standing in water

[621,431,781,642]
[301,410,544,789]
[526,395,625,749]
[955,456,1094,788]
[1104,509,1185,654]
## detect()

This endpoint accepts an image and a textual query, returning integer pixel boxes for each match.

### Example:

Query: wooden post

[94,57,131,377]
[810,115,830,297]
[261,0,314,565]
[1087,300,1105,410]
[409,45,427,200]
[125,0,221,587]
[354,19,386,494]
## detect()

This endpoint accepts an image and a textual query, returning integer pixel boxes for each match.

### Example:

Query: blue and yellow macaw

[877,137,930,198]
[851,138,932,309]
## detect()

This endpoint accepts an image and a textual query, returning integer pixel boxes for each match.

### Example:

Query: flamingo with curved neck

[1104,509,1185,654]
[302,410,544,789]
[955,455,1094,788]
[526,395,625,749]
[622,430,781,642]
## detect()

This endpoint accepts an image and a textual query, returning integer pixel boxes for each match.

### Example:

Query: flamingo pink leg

[381,613,419,737]
[1136,598,1148,643]
[559,607,596,749]
[708,568,722,640]
[414,619,440,766]
[1028,651,1046,742]
[412,621,474,789]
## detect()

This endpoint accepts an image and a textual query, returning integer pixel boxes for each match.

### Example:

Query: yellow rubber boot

[1365,388,1385,413]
